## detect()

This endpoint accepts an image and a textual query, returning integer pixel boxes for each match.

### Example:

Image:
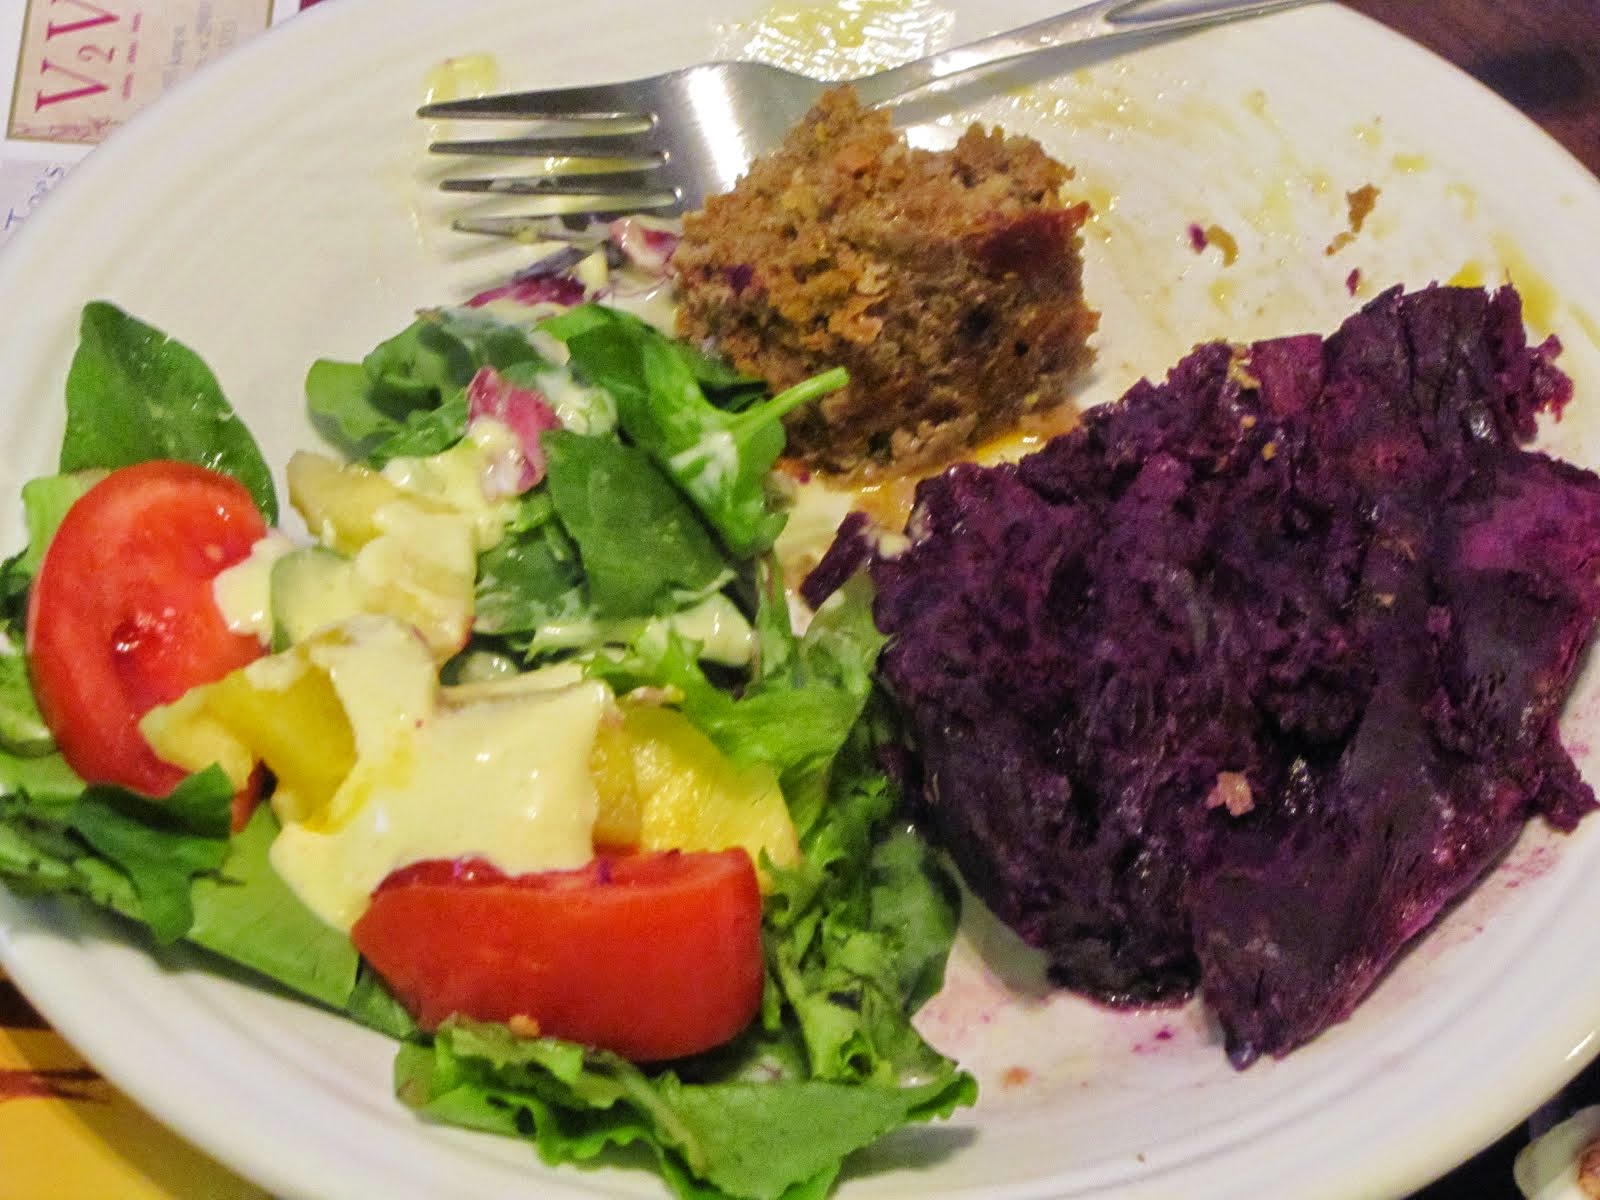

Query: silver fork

[422,0,1319,234]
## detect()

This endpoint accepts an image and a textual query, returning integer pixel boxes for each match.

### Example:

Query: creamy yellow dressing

[605,280,681,333]
[212,530,295,642]
[533,367,616,435]
[671,429,740,494]
[380,418,519,549]
[665,594,755,665]
[773,478,857,587]
[352,500,479,657]
[266,619,608,930]
[575,249,610,293]
[422,54,500,107]
[441,661,587,706]
[298,618,436,765]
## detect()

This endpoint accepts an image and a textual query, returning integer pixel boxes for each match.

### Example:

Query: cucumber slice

[270,547,363,650]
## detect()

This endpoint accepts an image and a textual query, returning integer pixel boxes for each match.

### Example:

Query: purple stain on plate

[1130,1028,1176,1055]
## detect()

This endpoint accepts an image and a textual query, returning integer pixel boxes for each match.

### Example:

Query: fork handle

[847,0,1318,107]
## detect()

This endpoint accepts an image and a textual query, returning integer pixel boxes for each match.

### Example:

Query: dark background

[1344,0,1600,176]
[1341,3,1600,1196]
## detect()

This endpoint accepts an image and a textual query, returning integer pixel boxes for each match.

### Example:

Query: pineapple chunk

[590,704,800,878]
[200,660,357,824]
[140,689,257,791]
[284,452,477,659]
[287,452,424,554]
[352,501,476,660]
[589,715,644,846]
[140,618,436,827]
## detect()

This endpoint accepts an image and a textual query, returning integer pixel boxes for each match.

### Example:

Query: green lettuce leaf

[586,577,884,837]
[0,471,102,630]
[762,726,964,1088]
[63,302,277,522]
[0,646,51,757]
[67,769,233,942]
[0,747,84,803]
[0,766,228,939]
[16,473,101,580]
[188,804,359,1011]
[397,1019,969,1200]
[0,767,359,1011]
[345,964,420,1041]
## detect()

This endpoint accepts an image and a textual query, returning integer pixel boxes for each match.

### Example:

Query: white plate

[4,1,1600,1198]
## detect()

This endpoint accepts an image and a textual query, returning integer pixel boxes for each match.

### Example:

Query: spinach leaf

[305,359,386,447]
[308,309,550,464]
[63,302,277,522]
[473,525,588,640]
[542,430,730,619]
[541,305,845,558]
[537,303,759,397]
[472,491,588,644]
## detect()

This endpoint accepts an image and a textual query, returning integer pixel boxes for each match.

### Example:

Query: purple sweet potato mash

[813,285,1600,1065]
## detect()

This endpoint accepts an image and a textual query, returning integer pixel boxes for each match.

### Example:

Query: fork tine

[440,171,669,197]
[418,81,656,121]
[428,132,661,159]
[449,188,680,235]
[452,213,649,237]
[436,153,664,178]
[426,114,652,140]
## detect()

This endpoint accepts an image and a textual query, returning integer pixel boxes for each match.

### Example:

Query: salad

[0,226,975,1199]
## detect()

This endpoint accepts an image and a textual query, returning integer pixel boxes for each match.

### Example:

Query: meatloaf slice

[672,86,1098,477]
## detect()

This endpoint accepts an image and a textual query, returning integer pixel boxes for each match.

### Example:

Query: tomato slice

[352,850,765,1061]
[26,460,268,798]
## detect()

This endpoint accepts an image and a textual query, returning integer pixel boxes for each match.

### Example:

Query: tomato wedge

[26,460,268,798]
[352,850,765,1061]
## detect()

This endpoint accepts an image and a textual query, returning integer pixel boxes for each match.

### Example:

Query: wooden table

[1340,3,1600,1195]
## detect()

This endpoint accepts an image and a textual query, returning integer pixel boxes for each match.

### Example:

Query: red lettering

[33,57,108,109]
[44,0,118,40]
